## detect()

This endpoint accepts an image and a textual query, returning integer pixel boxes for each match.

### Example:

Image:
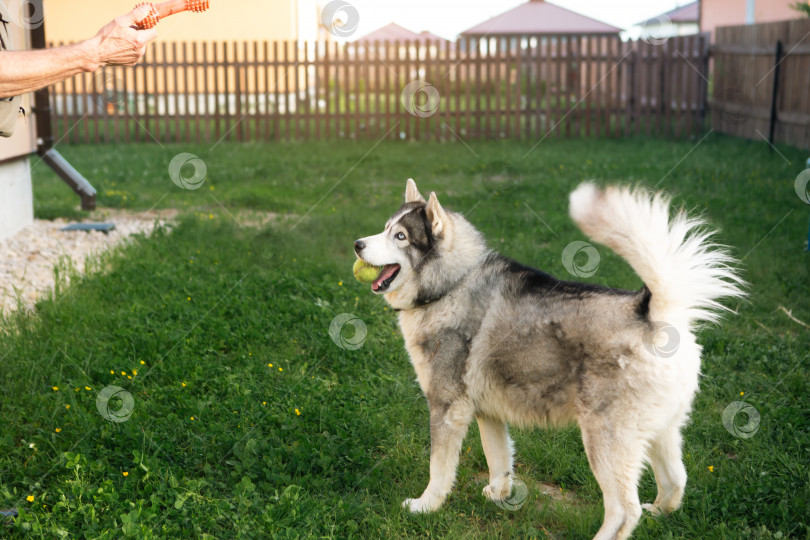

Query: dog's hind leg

[643,426,687,515]
[580,425,645,540]
[476,416,514,501]
[403,399,474,513]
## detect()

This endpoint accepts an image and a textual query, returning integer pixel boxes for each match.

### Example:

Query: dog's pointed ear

[405,178,426,204]
[425,192,447,237]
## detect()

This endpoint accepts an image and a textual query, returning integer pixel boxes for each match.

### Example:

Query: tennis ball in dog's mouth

[353,259,382,283]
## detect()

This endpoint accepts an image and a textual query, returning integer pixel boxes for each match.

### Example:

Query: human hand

[87,5,159,68]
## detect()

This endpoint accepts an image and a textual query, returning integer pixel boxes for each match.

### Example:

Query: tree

[791,1,810,17]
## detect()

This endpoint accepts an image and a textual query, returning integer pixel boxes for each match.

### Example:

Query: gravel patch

[0,209,176,314]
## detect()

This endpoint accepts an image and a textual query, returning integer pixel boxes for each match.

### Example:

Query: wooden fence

[710,18,810,150]
[47,34,708,144]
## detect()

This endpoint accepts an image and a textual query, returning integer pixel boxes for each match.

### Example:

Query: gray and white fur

[354,179,745,540]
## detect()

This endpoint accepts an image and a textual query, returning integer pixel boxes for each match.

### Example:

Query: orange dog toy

[134,0,210,29]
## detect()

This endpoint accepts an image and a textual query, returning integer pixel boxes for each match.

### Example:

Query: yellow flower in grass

[52,386,59,391]
[707,465,714,472]
[85,386,91,391]
[55,428,61,433]
[182,382,187,387]
[295,409,301,416]
[65,405,70,410]
[740,391,744,396]
[123,472,129,477]
[132,370,137,376]
[110,370,115,374]
[121,372,126,376]
[140,360,145,365]
[26,495,34,502]
[190,416,195,421]
[268,363,273,368]
[278,367,283,372]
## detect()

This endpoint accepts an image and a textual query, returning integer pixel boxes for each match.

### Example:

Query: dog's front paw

[482,475,513,502]
[641,503,662,516]
[402,496,440,513]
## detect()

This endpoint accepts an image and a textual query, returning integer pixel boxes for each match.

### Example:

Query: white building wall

[0,158,34,241]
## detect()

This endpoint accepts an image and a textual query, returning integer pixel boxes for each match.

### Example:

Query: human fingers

[129,4,154,27]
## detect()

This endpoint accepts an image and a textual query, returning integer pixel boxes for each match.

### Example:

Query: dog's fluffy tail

[569,182,746,327]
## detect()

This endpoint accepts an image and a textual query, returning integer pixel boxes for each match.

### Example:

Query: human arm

[0,6,158,98]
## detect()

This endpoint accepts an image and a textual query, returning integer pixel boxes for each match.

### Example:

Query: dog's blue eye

[395,232,406,241]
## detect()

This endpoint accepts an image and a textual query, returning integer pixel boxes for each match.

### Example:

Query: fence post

[768,40,783,149]
[628,45,637,135]
[659,38,668,137]
[235,42,243,142]
[698,33,709,132]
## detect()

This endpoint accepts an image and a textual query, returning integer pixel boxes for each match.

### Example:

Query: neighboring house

[458,0,621,99]
[43,0,327,110]
[43,0,310,44]
[635,2,700,39]
[354,22,449,57]
[701,0,799,40]
[460,0,622,37]
[354,22,448,45]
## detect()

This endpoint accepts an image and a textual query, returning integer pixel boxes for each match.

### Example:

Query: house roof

[460,0,622,36]
[638,2,699,25]
[354,22,449,43]
[418,30,449,43]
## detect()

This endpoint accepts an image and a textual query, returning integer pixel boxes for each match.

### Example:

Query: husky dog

[354,179,745,539]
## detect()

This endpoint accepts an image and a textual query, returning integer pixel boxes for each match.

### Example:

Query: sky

[337,0,690,41]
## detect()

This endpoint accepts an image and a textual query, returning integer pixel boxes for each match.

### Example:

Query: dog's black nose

[354,240,365,254]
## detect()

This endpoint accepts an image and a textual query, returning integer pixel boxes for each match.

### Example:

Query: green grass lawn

[2,135,809,538]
